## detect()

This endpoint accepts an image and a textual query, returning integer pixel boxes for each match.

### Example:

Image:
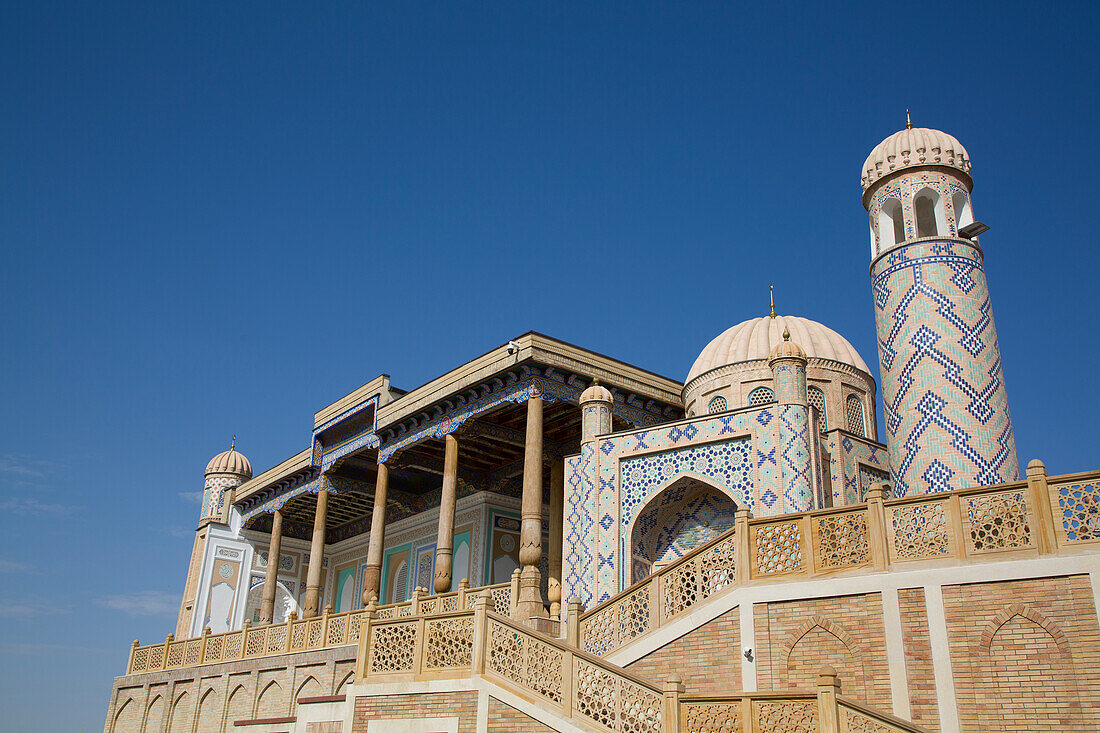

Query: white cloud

[0,559,31,574]
[96,591,179,617]
[0,599,70,618]
[0,497,74,515]
[0,454,53,479]
[178,491,204,504]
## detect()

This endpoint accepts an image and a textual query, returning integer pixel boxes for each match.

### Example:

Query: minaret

[176,439,253,637]
[862,116,1018,495]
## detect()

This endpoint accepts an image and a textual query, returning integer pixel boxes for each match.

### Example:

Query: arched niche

[877,198,905,250]
[914,187,948,238]
[628,477,738,584]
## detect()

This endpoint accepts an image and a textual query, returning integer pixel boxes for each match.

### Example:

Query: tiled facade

[871,236,1018,495]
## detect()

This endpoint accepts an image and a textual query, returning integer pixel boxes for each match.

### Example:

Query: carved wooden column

[516,395,547,620]
[547,457,564,620]
[362,462,389,605]
[434,434,459,593]
[259,509,283,623]
[302,484,329,618]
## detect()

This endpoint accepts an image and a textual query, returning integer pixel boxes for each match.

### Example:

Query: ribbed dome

[205,446,252,478]
[862,127,970,191]
[686,315,870,384]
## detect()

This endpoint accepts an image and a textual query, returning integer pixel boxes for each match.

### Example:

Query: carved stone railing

[126,580,511,675]
[677,667,927,732]
[576,461,1100,657]
[358,592,667,733]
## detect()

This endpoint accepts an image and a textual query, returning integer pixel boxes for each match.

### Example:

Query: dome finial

[769,284,776,318]
[905,106,912,130]
[782,326,790,342]
[230,435,236,452]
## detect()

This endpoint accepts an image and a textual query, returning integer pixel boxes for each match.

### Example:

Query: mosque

[103,121,1100,733]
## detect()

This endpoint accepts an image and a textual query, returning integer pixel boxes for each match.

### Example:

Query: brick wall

[754,593,891,710]
[898,587,938,732]
[351,692,478,733]
[626,606,741,694]
[103,647,355,733]
[487,697,556,732]
[943,575,1100,733]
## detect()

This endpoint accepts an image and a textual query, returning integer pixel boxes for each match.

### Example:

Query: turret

[200,438,253,524]
[863,115,1018,495]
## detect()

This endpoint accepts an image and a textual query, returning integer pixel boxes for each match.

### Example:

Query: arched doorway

[629,477,738,584]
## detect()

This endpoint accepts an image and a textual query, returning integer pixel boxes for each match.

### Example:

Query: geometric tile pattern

[825,432,891,506]
[872,237,1019,495]
[629,481,738,583]
[563,399,826,603]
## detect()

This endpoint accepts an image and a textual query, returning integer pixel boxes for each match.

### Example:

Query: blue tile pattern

[871,238,1019,495]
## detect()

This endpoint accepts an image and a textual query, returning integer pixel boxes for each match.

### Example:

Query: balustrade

[126,580,511,675]
[576,464,1100,658]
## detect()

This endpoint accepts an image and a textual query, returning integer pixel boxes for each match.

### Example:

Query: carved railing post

[458,577,469,608]
[283,613,295,652]
[322,604,333,645]
[865,483,890,569]
[735,509,752,582]
[510,569,521,619]
[1026,459,1057,554]
[127,640,139,675]
[565,597,582,648]
[662,673,684,733]
[471,591,491,675]
[816,665,841,733]
[355,600,376,681]
[199,626,210,664]
[648,574,661,637]
[161,634,173,669]
[411,587,424,615]
[239,621,250,659]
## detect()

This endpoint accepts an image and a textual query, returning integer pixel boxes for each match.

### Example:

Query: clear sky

[2,1,1098,729]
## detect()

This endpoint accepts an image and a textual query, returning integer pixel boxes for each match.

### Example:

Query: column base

[514,565,548,623]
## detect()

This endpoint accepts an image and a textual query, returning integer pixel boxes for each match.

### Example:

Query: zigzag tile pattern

[871,238,1018,495]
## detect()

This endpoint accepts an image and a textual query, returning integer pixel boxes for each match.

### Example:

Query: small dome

[205,443,252,478]
[580,382,613,403]
[862,127,970,191]
[686,315,870,385]
[768,329,807,362]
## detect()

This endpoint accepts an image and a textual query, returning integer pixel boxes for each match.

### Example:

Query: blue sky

[2,1,1098,729]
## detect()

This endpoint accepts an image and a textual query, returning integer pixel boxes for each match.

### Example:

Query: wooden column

[259,509,283,624]
[303,485,329,618]
[547,457,564,620]
[434,434,459,593]
[362,462,389,605]
[516,396,547,620]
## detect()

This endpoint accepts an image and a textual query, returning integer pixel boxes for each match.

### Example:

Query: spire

[769,284,777,318]
[905,107,912,130]
[230,435,236,452]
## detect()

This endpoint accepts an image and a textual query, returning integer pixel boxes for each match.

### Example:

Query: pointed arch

[877,197,905,250]
[914,187,947,238]
[295,675,323,703]
[144,693,165,732]
[225,683,250,727]
[197,687,221,731]
[979,603,1069,653]
[783,616,866,701]
[978,603,1081,730]
[256,679,284,718]
[113,697,139,731]
[168,690,191,733]
[627,475,738,583]
[952,191,973,232]
[335,670,355,693]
